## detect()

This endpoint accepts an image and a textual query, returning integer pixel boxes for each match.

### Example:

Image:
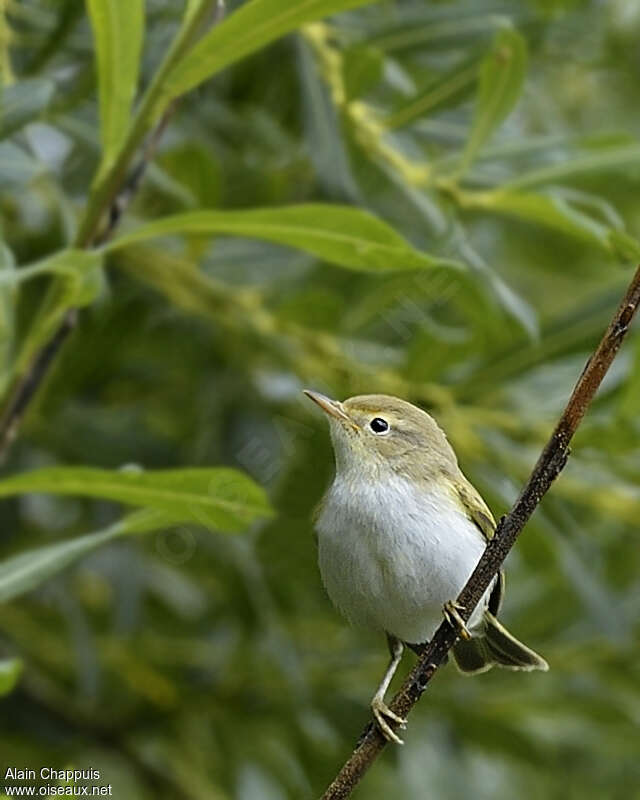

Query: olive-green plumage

[306,390,547,743]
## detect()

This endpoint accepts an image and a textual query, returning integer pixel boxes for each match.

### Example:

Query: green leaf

[457,188,611,249]
[385,58,479,130]
[609,230,640,262]
[368,14,507,54]
[86,0,145,176]
[161,0,376,102]
[0,658,22,696]
[457,26,527,176]
[107,205,460,272]
[0,78,55,140]
[12,249,105,377]
[500,143,640,191]
[0,249,103,289]
[183,0,208,25]
[0,510,168,605]
[0,243,16,394]
[0,466,273,532]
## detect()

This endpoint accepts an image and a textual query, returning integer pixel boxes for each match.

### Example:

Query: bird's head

[304,391,457,480]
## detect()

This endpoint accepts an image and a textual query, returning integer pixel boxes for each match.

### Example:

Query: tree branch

[321,264,640,800]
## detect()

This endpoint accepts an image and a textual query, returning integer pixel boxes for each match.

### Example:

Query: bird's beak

[303,390,358,429]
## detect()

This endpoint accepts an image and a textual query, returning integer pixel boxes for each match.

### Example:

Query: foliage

[1,0,639,798]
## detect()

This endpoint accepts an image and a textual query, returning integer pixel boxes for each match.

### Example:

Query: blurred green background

[1,0,640,798]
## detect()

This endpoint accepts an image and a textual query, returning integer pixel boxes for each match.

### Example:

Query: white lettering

[4,768,37,781]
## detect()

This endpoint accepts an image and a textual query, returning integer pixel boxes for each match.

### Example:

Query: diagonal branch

[321,263,640,800]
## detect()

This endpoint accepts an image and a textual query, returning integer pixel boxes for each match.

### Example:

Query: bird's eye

[369,417,389,434]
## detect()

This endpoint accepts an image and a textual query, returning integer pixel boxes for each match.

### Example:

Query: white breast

[315,472,491,644]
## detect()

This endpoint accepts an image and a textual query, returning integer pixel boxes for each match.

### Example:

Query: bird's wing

[455,475,505,616]
[455,477,496,542]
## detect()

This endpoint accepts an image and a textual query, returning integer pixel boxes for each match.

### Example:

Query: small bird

[305,391,548,744]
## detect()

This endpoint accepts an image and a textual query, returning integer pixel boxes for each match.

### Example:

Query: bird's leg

[371,634,407,745]
[443,599,472,640]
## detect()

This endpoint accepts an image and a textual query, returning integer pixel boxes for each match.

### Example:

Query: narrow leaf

[369,14,507,54]
[107,205,460,272]
[500,143,640,191]
[609,230,640,262]
[13,250,104,377]
[162,0,375,102]
[0,243,16,393]
[385,59,479,131]
[0,658,22,696]
[86,0,145,174]
[458,188,611,249]
[183,0,214,25]
[0,249,102,289]
[0,466,272,532]
[0,510,167,605]
[458,26,527,176]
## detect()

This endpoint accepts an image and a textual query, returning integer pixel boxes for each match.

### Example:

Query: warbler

[305,391,548,744]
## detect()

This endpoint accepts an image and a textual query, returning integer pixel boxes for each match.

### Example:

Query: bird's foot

[443,600,471,641]
[371,695,407,745]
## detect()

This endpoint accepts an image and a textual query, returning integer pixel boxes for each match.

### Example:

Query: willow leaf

[107,205,460,272]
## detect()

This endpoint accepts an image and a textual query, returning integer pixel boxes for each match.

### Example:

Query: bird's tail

[452,611,548,675]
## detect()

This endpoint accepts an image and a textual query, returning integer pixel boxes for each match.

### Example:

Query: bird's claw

[371,696,407,745]
[443,600,472,640]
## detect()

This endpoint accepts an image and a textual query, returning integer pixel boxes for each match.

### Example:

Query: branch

[0,1,225,463]
[321,264,640,800]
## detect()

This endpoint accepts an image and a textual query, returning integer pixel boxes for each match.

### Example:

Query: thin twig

[0,309,78,459]
[0,2,225,463]
[93,102,176,246]
[321,264,640,800]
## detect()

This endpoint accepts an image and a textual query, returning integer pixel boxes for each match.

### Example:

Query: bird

[304,390,548,744]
